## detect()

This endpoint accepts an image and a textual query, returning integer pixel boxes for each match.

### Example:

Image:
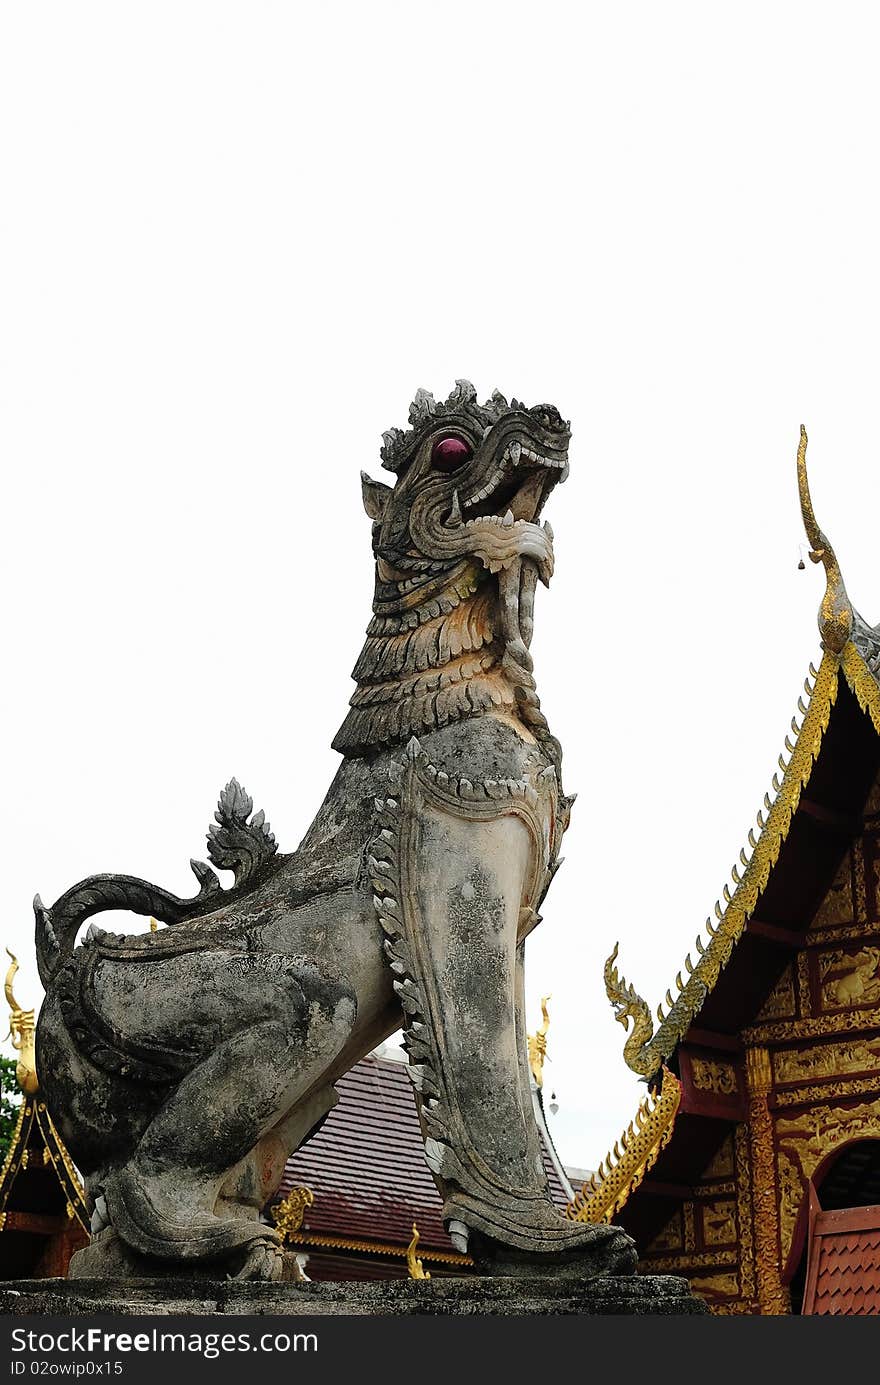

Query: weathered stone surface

[0,1274,708,1317]
[30,385,638,1281]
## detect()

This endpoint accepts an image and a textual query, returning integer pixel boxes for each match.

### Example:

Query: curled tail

[34,778,280,988]
[34,862,221,988]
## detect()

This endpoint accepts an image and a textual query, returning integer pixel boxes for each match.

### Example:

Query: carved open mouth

[459,441,568,527]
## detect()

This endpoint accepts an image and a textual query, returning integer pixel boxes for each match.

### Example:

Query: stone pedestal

[0,1273,707,1316]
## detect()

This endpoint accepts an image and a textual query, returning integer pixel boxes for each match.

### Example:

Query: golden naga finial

[527,993,552,1087]
[604,944,657,1077]
[798,425,853,654]
[4,949,39,1096]
[406,1222,431,1280]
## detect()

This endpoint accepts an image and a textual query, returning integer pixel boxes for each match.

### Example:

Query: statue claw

[234,1236,285,1282]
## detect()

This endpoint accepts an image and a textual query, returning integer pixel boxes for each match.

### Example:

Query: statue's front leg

[372,740,636,1273]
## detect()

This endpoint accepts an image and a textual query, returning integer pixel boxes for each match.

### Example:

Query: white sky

[3,3,880,1173]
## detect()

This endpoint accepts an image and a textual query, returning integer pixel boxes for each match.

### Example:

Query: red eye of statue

[431,435,473,471]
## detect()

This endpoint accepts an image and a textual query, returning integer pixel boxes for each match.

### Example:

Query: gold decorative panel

[703,1135,735,1181]
[745,1009,880,1044]
[818,945,880,1010]
[863,770,880,819]
[774,1036,880,1084]
[690,1056,738,1096]
[702,1200,737,1247]
[683,1201,696,1253]
[776,1151,807,1266]
[645,1209,683,1253]
[811,851,854,928]
[797,952,811,1017]
[691,1270,740,1300]
[756,965,795,1022]
[854,839,868,923]
[641,1250,737,1273]
[775,1074,880,1107]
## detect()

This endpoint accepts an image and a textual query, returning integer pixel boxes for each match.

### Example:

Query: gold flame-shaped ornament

[4,951,38,1096]
[406,1223,431,1280]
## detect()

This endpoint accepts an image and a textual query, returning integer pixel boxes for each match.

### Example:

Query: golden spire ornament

[527,994,552,1088]
[4,951,38,1096]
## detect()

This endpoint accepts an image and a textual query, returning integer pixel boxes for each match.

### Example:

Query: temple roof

[604,429,880,1081]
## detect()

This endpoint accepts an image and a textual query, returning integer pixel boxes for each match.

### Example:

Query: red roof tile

[803,1204,880,1315]
[276,1054,568,1254]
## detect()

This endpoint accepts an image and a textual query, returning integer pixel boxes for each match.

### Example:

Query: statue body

[35,384,635,1280]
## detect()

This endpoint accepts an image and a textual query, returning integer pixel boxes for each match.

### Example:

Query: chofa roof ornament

[797,425,853,654]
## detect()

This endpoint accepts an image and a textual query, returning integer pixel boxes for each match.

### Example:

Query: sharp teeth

[503,509,515,526]
[447,490,462,526]
[509,441,521,464]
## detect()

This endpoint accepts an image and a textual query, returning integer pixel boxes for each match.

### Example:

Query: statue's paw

[542,1219,639,1277]
[456,1207,640,1280]
[233,1235,285,1283]
[592,1225,638,1276]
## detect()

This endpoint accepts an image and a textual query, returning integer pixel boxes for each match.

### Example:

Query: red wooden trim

[797,797,860,837]
[811,1203,880,1236]
[1,1210,69,1236]
[745,919,807,948]
[682,1029,742,1053]
[678,1048,747,1121]
[801,1185,823,1314]
[680,1088,747,1121]
[636,1179,697,1200]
